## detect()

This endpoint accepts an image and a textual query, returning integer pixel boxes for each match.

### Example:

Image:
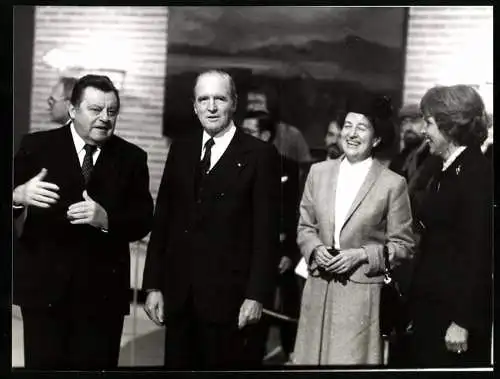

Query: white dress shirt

[200,122,236,171]
[334,157,373,249]
[442,146,466,172]
[70,123,101,166]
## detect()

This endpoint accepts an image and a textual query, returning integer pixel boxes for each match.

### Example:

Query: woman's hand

[324,248,367,274]
[313,246,335,268]
[445,321,468,354]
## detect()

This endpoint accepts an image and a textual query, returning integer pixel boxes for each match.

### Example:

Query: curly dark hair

[420,85,488,147]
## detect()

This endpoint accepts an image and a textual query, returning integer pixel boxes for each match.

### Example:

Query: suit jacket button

[184,229,188,234]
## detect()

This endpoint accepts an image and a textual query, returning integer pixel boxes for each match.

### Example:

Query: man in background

[246,87,313,187]
[13,75,153,369]
[47,76,78,125]
[323,117,343,160]
[389,104,430,182]
[143,70,281,369]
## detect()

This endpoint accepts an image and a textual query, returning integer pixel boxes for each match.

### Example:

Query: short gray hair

[193,69,237,104]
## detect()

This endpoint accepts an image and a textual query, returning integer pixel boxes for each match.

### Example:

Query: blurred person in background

[47,76,78,125]
[390,104,430,182]
[246,86,313,187]
[323,116,344,161]
[291,91,415,365]
[409,85,493,368]
[12,75,154,369]
[241,109,302,364]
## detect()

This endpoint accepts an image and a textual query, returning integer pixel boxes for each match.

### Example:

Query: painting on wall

[163,6,408,153]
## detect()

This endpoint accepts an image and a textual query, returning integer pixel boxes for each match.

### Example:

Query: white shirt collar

[442,146,466,172]
[70,122,87,154]
[69,122,101,164]
[202,121,236,147]
[340,156,373,172]
[200,122,237,170]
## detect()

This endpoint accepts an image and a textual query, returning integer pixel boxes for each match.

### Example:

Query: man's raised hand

[13,168,60,208]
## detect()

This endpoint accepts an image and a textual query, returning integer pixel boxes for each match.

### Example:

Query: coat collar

[326,156,385,235]
[343,158,384,227]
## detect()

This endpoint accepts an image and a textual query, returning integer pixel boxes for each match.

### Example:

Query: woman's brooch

[455,165,461,176]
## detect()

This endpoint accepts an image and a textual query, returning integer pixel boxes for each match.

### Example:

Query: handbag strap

[382,245,392,284]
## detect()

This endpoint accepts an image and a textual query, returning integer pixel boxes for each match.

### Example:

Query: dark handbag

[380,246,407,338]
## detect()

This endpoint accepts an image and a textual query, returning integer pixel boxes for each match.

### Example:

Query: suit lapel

[56,125,86,189]
[187,129,204,195]
[205,128,249,194]
[327,160,341,233]
[88,137,119,192]
[341,159,384,231]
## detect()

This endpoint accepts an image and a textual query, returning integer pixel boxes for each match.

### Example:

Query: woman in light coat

[292,93,415,365]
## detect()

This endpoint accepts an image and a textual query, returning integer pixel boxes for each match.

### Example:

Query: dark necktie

[200,138,215,176]
[82,144,97,185]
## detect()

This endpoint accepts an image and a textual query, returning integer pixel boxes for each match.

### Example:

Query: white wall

[403,6,493,112]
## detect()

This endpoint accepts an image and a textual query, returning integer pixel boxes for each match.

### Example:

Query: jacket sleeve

[13,134,40,218]
[296,165,324,270]
[449,161,492,331]
[245,144,281,304]
[363,176,416,277]
[142,141,176,292]
[281,158,301,265]
[106,148,154,242]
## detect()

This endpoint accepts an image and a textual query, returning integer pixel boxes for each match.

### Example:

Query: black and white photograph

[11,5,493,372]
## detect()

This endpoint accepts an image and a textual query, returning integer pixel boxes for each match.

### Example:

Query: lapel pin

[455,165,461,175]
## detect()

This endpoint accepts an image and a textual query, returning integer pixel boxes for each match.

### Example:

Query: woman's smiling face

[340,112,380,163]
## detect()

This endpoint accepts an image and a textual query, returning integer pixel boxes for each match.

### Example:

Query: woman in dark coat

[410,85,493,367]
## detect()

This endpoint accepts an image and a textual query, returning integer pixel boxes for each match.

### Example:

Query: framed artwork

[163,6,408,155]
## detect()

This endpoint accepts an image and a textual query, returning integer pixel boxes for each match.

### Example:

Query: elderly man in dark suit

[142,69,281,369]
[12,75,154,369]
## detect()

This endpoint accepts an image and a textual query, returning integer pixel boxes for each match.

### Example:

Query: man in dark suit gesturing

[12,75,154,369]
[142,70,281,369]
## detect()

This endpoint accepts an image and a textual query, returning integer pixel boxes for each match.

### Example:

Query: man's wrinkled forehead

[80,87,118,107]
[195,72,231,95]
